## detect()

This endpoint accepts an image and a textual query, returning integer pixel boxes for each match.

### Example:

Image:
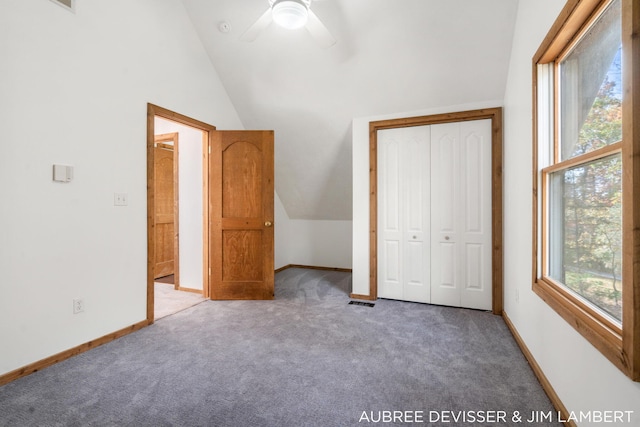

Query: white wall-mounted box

[53,164,73,183]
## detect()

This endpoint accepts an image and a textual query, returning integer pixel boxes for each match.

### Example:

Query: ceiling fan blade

[240,8,273,42]
[305,10,336,48]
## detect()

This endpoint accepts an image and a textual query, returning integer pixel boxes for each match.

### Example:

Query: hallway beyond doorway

[154,282,205,319]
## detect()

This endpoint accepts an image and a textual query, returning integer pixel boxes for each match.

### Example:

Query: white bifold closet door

[377,119,492,310]
[377,126,431,303]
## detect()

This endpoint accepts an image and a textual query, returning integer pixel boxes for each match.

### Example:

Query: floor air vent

[349,301,375,308]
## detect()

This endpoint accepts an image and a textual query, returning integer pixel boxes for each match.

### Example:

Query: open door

[148,103,276,323]
[153,134,179,283]
[209,130,275,300]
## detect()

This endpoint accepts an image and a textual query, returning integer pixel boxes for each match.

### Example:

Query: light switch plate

[114,193,128,206]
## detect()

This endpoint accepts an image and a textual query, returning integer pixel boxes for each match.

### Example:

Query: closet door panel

[405,240,428,302]
[378,126,430,303]
[430,119,492,310]
[465,243,483,289]
[378,133,403,299]
[430,123,461,307]
[381,240,402,299]
[464,131,483,233]
[459,120,492,310]
[403,130,430,303]
[436,136,456,232]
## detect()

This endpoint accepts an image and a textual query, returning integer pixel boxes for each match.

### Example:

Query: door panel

[154,145,175,279]
[222,141,263,218]
[464,132,483,232]
[438,136,456,233]
[377,126,430,303]
[210,131,274,300]
[404,239,427,302]
[459,120,492,310]
[378,136,402,299]
[430,123,461,306]
[430,120,492,310]
[466,243,483,289]
[438,242,456,288]
[403,131,430,304]
[222,230,263,281]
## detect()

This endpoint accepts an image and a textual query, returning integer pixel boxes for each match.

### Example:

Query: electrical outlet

[73,298,84,314]
[515,289,520,303]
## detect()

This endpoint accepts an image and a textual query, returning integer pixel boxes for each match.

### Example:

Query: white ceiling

[181,0,518,220]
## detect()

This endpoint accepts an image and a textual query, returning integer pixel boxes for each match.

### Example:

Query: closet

[377,119,492,310]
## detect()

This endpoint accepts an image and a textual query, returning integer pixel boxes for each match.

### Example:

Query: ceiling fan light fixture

[272,0,308,30]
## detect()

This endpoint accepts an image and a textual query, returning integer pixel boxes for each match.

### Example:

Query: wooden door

[377,126,431,303]
[153,141,177,279]
[430,119,492,310]
[209,130,274,300]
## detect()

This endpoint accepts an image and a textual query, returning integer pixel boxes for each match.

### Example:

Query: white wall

[274,195,352,270]
[351,100,502,297]
[0,0,243,376]
[286,220,352,270]
[154,117,204,291]
[502,0,640,423]
[274,192,291,270]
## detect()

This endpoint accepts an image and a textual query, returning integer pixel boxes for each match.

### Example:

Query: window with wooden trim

[533,0,640,380]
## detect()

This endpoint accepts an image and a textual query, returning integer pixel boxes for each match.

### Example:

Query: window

[547,0,622,323]
[533,0,640,380]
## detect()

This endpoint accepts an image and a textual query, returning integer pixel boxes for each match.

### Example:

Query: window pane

[548,154,622,322]
[559,0,621,161]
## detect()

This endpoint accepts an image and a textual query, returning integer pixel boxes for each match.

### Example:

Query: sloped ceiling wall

[181,0,518,220]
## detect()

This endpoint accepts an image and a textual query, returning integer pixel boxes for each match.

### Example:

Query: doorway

[147,104,214,322]
[153,119,208,319]
[146,104,276,323]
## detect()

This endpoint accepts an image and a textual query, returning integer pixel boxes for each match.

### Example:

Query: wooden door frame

[154,133,180,289]
[146,103,215,323]
[364,107,504,315]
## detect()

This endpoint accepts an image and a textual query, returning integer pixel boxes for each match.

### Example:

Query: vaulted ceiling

[181,0,518,220]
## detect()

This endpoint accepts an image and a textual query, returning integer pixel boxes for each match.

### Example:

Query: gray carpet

[0,268,559,426]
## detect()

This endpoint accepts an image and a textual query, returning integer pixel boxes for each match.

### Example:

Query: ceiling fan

[240,0,336,48]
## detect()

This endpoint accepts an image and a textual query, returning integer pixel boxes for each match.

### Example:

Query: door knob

[265,221,273,227]
[445,236,450,240]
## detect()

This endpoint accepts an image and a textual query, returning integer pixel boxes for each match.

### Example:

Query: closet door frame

[362,107,503,315]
